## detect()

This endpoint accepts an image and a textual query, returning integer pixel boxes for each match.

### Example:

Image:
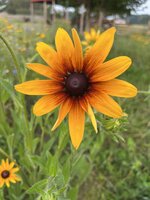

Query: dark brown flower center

[65,73,88,96]
[1,170,10,179]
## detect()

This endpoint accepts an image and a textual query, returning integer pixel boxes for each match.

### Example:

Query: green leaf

[62,157,70,184]
[68,186,79,200]
[48,156,58,177]
[27,179,48,195]
[0,78,22,108]
[0,189,4,199]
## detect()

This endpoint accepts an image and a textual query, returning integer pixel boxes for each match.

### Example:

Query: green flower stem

[0,148,9,158]
[0,34,22,82]
[138,91,150,94]
[0,34,33,152]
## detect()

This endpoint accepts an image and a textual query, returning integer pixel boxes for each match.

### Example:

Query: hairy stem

[0,34,33,152]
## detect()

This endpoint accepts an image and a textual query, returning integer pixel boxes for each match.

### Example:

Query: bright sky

[134,0,150,15]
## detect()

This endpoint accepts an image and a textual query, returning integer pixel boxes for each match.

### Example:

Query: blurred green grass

[79,31,150,200]
[0,19,150,200]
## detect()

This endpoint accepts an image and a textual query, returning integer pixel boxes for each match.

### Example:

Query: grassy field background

[0,17,150,199]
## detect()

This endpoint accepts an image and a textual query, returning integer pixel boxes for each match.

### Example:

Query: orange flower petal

[0,179,4,188]
[72,28,83,72]
[33,93,66,116]
[2,160,6,168]
[11,175,21,182]
[82,41,88,46]
[5,180,10,187]
[36,42,64,75]
[87,103,98,133]
[69,101,85,149]
[84,31,91,41]
[84,27,116,74]
[15,80,63,95]
[55,28,74,72]
[5,159,9,168]
[90,56,132,82]
[26,63,62,80]
[51,97,73,131]
[79,98,97,133]
[9,161,15,170]
[87,92,123,118]
[90,28,97,39]
[93,79,137,98]
[9,178,16,183]
[10,167,19,173]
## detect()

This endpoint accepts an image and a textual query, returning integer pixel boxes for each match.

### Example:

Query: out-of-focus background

[1,0,150,35]
[0,0,150,200]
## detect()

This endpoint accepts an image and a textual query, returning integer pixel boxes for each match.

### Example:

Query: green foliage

[5,0,148,16]
[0,19,150,200]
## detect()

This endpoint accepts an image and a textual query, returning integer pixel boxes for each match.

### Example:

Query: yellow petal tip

[74,145,79,150]
[51,127,55,132]
[123,112,128,117]
[26,63,31,67]
[133,87,138,96]
[14,84,20,92]
[108,27,116,34]
[113,27,116,32]
[36,41,43,46]
[71,28,76,32]
[57,27,65,33]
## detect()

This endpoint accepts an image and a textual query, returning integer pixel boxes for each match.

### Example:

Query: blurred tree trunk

[30,2,34,23]
[79,2,86,34]
[85,0,91,31]
[98,10,104,28]
[51,0,56,24]
[43,1,48,24]
[79,12,84,34]
[64,8,69,21]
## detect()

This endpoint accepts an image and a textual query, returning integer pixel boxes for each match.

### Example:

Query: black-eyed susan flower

[15,27,137,149]
[0,159,20,188]
[82,28,100,46]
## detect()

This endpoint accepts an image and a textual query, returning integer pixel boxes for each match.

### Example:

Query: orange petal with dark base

[33,93,66,116]
[55,28,74,72]
[72,28,83,72]
[36,42,65,75]
[84,27,116,74]
[87,92,123,118]
[15,80,63,95]
[90,56,132,82]
[26,63,63,81]
[92,79,137,98]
